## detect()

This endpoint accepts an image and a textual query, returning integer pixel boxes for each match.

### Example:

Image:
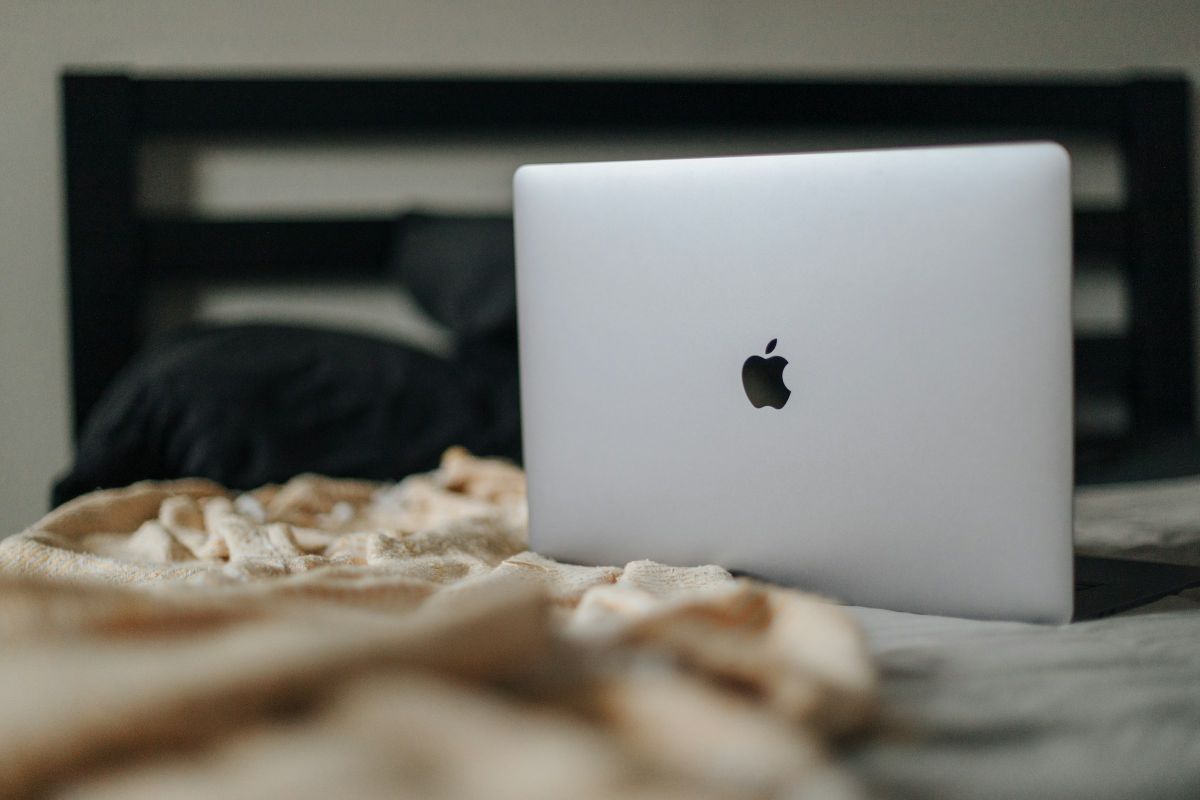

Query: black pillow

[52,324,521,506]
[390,212,516,339]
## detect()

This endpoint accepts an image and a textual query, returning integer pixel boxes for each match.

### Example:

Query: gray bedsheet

[843,477,1200,800]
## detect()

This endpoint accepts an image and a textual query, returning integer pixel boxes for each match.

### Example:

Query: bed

[17,71,1199,797]
[59,72,1196,482]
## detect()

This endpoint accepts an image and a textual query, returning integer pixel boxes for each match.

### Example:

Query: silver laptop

[514,143,1075,623]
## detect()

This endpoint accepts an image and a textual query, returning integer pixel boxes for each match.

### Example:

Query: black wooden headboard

[62,72,1194,463]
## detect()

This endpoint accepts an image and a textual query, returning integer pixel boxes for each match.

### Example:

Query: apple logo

[742,338,790,409]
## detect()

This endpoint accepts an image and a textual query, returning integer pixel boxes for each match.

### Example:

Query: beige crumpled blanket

[0,448,877,799]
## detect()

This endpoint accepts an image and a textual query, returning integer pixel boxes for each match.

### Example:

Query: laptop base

[1073,555,1200,621]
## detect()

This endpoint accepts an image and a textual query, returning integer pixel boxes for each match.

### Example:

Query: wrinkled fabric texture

[3,449,878,800]
[848,600,1200,800]
[843,476,1200,800]
[52,325,521,506]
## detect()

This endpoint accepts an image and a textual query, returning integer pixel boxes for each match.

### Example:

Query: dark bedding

[54,211,525,506]
[53,324,521,505]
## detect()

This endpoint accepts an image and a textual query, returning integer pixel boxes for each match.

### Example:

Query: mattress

[846,476,1200,799]
[4,455,1198,797]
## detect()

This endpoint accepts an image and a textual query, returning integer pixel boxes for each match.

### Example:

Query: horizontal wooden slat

[1076,333,1131,395]
[121,75,1130,136]
[1076,424,1200,485]
[1074,209,1126,258]
[142,207,1127,280]
[141,218,393,278]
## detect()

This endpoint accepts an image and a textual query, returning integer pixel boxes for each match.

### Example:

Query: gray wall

[2,0,1198,536]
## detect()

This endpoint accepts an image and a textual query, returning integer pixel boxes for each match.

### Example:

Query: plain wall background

[2,0,1199,536]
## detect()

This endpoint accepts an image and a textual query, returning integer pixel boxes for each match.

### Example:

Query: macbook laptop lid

[514,143,1074,623]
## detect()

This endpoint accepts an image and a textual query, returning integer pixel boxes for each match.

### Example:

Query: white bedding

[845,476,1200,799]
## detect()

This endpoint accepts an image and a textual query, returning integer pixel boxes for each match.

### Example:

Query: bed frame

[61,72,1195,470]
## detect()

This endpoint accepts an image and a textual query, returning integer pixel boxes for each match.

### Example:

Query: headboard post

[1121,76,1195,431]
[62,73,141,438]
